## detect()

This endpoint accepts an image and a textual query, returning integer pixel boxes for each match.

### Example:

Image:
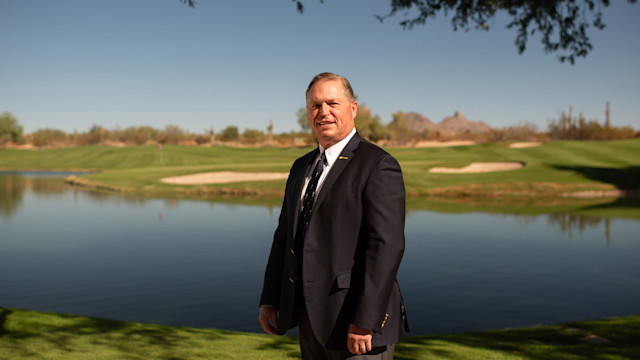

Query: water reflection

[0,175,24,219]
[0,172,123,219]
[0,173,76,219]
[1,172,636,245]
[548,214,612,245]
[1,173,628,244]
[493,213,615,245]
[0,172,284,220]
[1,172,639,335]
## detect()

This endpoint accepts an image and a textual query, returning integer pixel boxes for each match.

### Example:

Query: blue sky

[2,0,639,134]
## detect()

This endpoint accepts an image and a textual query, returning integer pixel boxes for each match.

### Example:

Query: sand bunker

[414,140,475,148]
[508,142,542,148]
[160,171,289,185]
[429,162,524,174]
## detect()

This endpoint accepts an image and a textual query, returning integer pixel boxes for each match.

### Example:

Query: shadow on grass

[4,307,639,360]
[255,334,300,358]
[395,316,640,360]
[551,165,640,190]
[1,307,226,359]
[0,308,11,336]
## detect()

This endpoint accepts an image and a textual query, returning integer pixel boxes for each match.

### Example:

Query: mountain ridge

[403,111,492,135]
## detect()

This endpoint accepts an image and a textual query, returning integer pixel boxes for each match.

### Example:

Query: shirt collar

[319,128,356,167]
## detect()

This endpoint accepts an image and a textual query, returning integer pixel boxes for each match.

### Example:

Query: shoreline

[64,174,640,200]
[2,168,637,200]
[2,139,638,201]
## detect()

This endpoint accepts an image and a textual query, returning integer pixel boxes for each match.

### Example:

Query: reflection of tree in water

[547,214,611,246]
[0,173,154,220]
[0,175,71,219]
[510,214,538,226]
[0,175,25,219]
[29,177,70,196]
[79,189,148,207]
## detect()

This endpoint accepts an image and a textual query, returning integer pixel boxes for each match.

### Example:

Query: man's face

[306,79,357,148]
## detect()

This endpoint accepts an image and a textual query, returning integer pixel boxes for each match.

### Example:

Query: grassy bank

[1,139,639,199]
[1,307,638,359]
[393,139,640,198]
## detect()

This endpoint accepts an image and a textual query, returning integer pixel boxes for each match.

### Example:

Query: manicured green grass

[1,308,638,360]
[0,145,303,170]
[1,139,639,199]
[391,139,640,197]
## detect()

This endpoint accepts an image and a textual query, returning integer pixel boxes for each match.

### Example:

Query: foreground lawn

[1,308,638,359]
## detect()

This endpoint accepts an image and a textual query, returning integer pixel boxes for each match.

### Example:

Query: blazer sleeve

[352,154,406,333]
[259,201,287,308]
[259,165,296,309]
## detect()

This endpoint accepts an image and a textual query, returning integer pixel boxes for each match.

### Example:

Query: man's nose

[320,103,330,115]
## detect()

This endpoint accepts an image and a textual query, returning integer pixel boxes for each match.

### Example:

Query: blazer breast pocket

[327,184,358,216]
[330,182,357,195]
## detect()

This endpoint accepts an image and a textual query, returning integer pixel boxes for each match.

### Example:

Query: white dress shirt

[300,128,356,202]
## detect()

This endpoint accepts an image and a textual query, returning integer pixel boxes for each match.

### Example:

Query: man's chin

[315,124,336,133]
[320,132,339,141]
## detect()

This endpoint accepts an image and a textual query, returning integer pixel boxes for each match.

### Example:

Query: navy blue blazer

[260,132,409,349]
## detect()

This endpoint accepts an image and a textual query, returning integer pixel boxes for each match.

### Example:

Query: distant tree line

[1,102,637,148]
[0,112,23,147]
[547,103,636,140]
[0,114,315,148]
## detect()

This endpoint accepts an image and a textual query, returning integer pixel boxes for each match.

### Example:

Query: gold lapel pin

[339,156,349,160]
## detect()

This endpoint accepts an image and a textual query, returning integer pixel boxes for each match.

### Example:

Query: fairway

[1,139,639,200]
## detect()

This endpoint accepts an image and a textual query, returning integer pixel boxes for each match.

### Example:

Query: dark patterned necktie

[295,152,326,247]
[294,151,327,286]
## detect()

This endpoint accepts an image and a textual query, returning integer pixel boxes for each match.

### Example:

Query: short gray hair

[305,72,355,102]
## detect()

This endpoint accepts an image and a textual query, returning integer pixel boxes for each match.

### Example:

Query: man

[259,72,408,359]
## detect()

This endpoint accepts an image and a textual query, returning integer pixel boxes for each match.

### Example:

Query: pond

[1,172,639,335]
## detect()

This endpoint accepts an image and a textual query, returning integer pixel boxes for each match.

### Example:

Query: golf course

[1,139,639,359]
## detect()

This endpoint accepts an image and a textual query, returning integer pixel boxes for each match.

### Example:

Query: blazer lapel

[291,148,319,238]
[313,133,362,211]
